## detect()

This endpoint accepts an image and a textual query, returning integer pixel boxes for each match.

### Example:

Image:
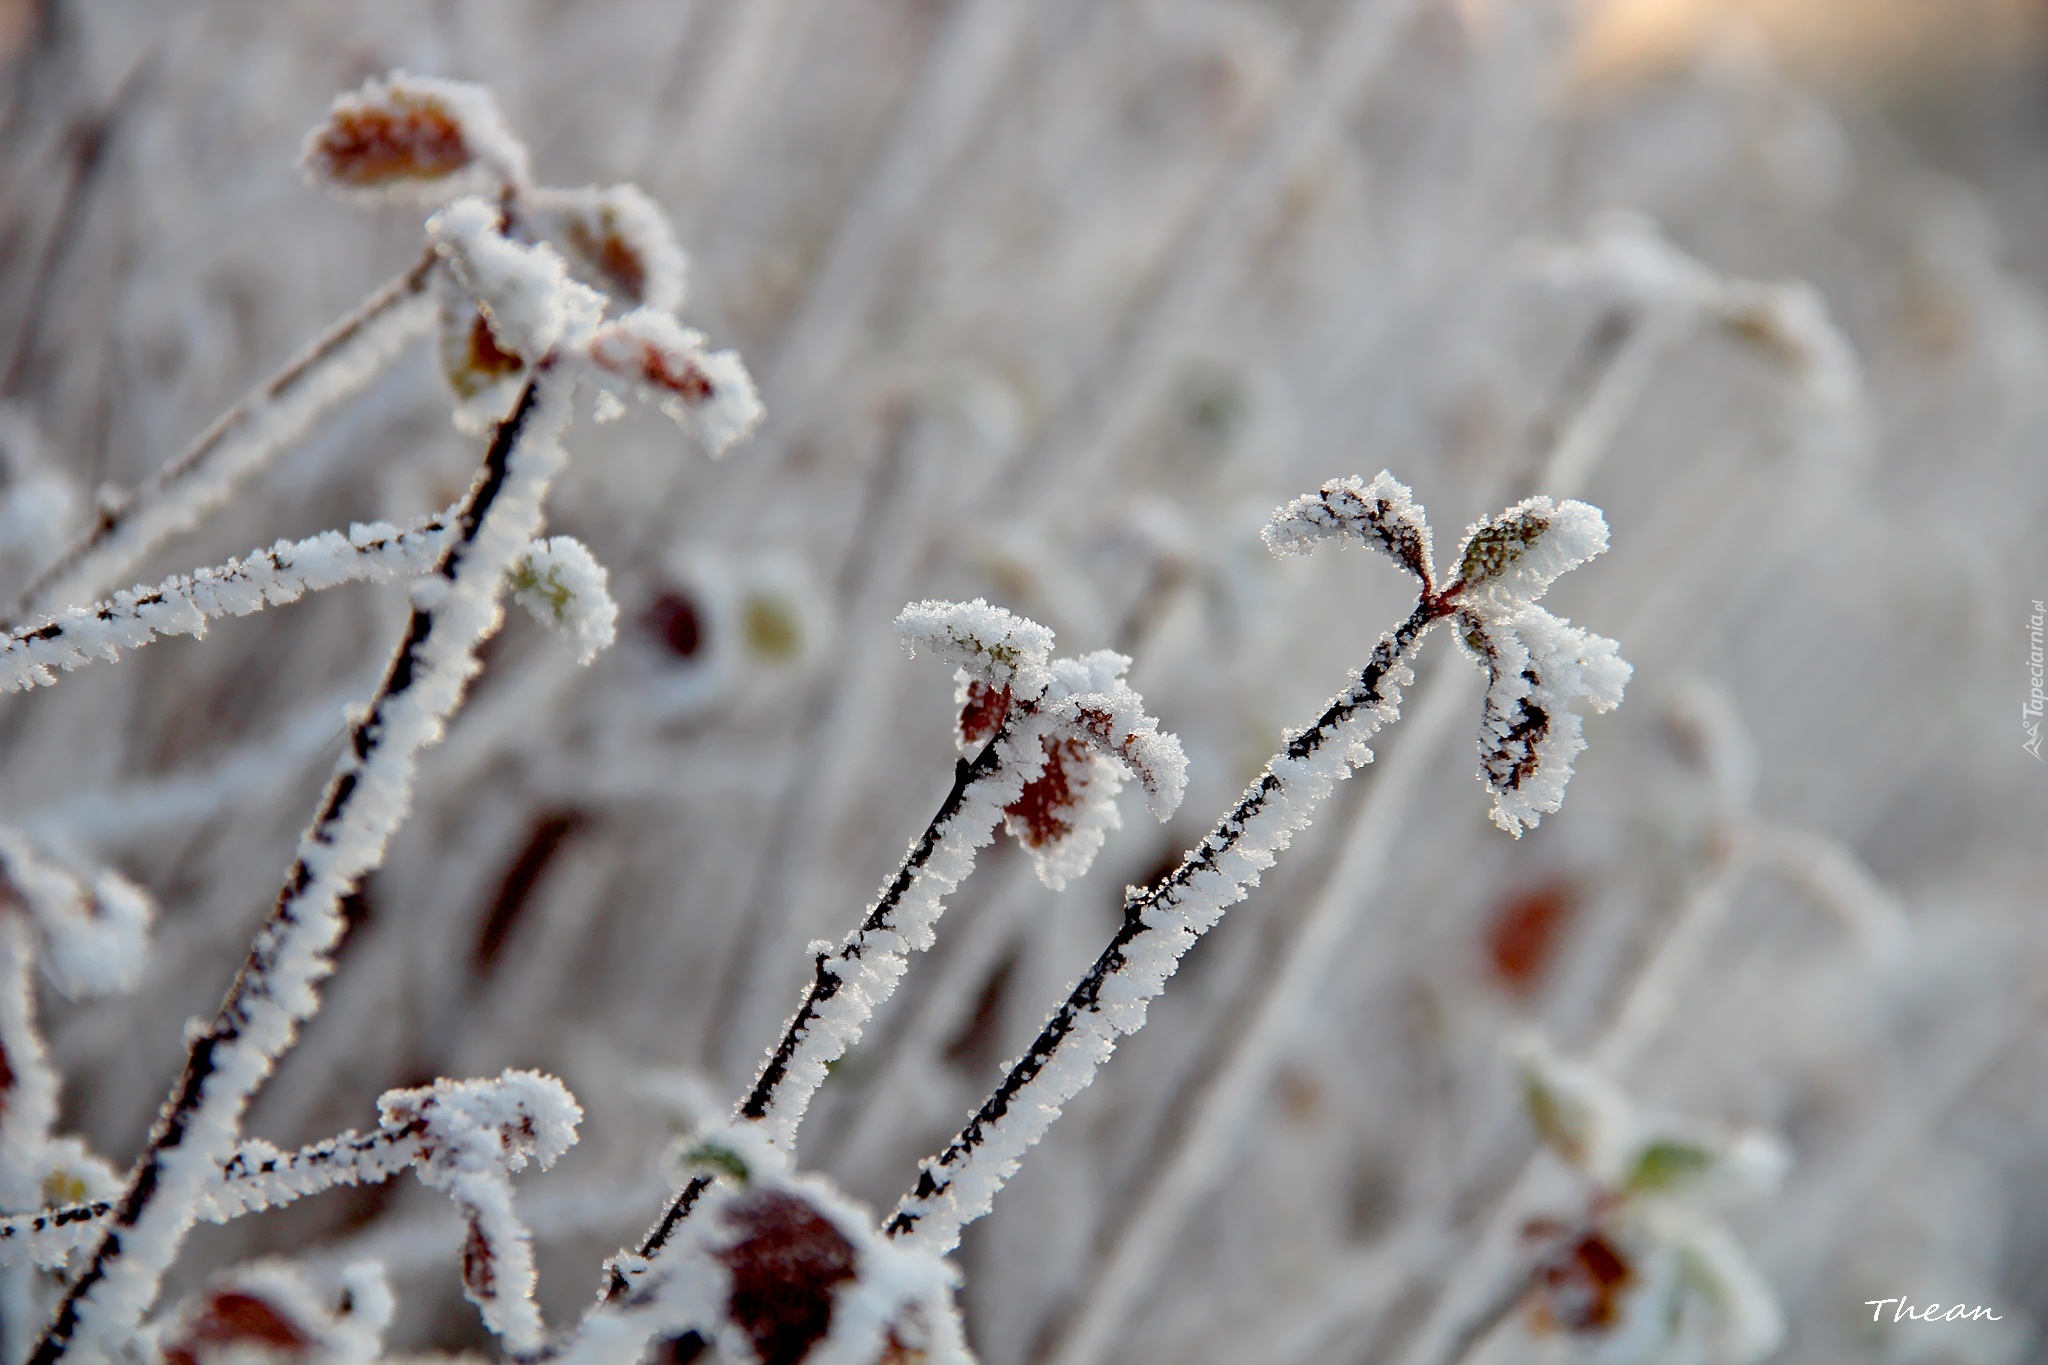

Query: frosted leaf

[1714,278,1863,412]
[1447,496,1610,614]
[953,678,1012,754]
[1462,605,1630,836]
[436,290,527,435]
[1649,1206,1786,1365]
[1528,211,1862,413]
[510,537,618,665]
[1524,209,1722,313]
[1262,471,1435,589]
[585,309,763,456]
[1049,652,1189,822]
[526,184,688,313]
[147,1260,393,1365]
[1512,1041,1787,1363]
[1514,1035,1635,1184]
[1517,1037,1789,1203]
[380,1070,582,1351]
[1000,738,1127,892]
[377,1068,582,1176]
[897,598,1055,700]
[617,1128,965,1365]
[302,72,529,201]
[0,828,154,997]
[428,197,589,362]
[35,1136,122,1210]
[984,654,1187,891]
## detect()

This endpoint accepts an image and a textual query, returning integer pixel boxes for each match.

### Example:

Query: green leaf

[682,1139,750,1185]
[1624,1138,1714,1194]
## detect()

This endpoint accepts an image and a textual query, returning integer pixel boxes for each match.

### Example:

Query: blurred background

[2,0,2046,1361]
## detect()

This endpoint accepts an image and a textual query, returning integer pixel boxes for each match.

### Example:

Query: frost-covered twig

[0,512,624,692]
[1,511,457,693]
[27,365,579,1365]
[886,474,1628,1255]
[0,1071,578,1274]
[7,254,439,625]
[606,603,1184,1312]
[10,68,760,1365]
[385,1072,583,1353]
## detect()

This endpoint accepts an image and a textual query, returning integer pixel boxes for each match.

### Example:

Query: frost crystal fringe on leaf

[384,1072,582,1351]
[1006,651,1189,890]
[1445,495,1630,835]
[896,598,1055,699]
[570,1128,965,1365]
[302,72,530,201]
[429,198,595,365]
[511,536,618,665]
[145,1261,394,1365]
[586,310,764,456]
[524,185,688,314]
[1262,471,1436,588]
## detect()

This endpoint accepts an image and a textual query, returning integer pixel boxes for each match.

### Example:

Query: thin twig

[604,709,1037,1302]
[885,599,1441,1253]
[7,250,437,625]
[28,370,572,1365]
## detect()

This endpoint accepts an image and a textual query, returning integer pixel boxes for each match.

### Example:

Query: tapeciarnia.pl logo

[2026,599,2045,761]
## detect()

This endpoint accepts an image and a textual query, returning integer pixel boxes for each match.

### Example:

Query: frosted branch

[28,368,580,1365]
[8,256,439,624]
[601,607,1182,1343]
[885,598,1436,1255]
[0,509,458,694]
[0,1071,579,1276]
[885,476,1629,1252]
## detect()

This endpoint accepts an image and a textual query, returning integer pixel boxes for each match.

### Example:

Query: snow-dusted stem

[28,372,573,1365]
[611,713,1038,1291]
[8,252,438,624]
[0,1127,430,1268]
[0,511,457,694]
[884,601,1439,1253]
[738,709,1036,1141]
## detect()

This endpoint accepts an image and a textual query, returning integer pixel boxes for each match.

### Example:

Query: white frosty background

[2,1,2046,1361]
